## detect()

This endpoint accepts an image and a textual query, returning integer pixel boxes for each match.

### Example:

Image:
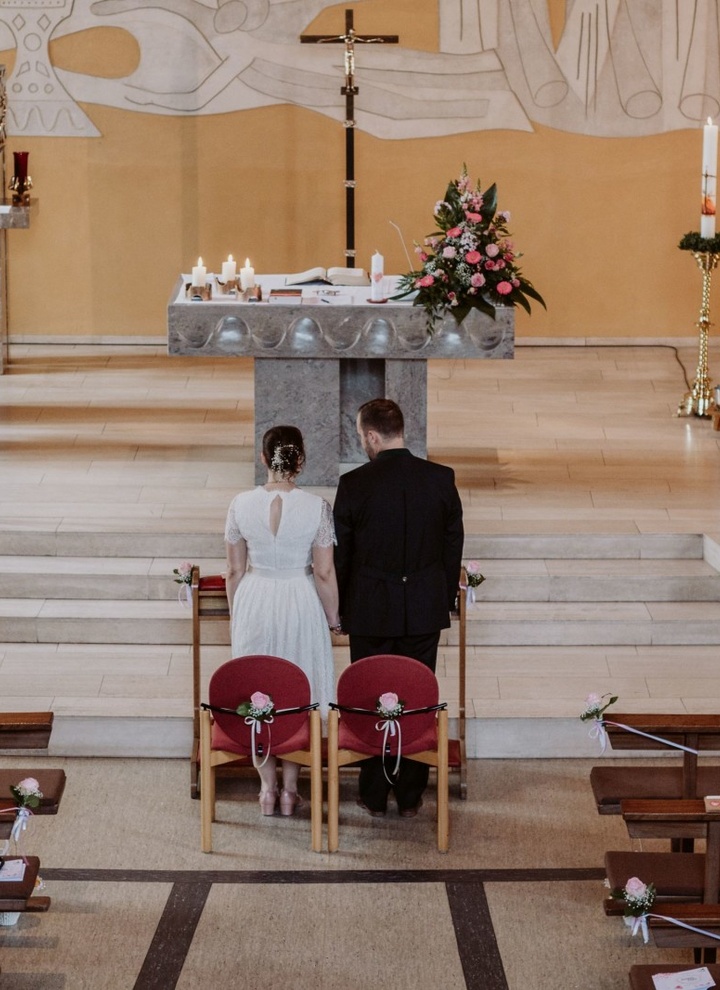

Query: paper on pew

[652,967,715,990]
[0,859,25,882]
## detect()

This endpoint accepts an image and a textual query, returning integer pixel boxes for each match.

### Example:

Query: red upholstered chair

[327,654,449,852]
[200,655,322,852]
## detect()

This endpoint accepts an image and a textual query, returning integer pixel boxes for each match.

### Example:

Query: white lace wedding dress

[224,487,336,714]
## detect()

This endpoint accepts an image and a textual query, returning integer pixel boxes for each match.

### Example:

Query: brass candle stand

[678,250,719,417]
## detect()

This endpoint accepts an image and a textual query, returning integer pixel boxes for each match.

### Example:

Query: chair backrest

[336,654,439,749]
[209,655,312,754]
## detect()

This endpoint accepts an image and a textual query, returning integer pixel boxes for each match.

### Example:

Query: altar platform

[1,341,720,759]
[167,274,514,484]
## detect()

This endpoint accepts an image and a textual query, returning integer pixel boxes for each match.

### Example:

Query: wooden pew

[0,769,67,842]
[0,712,54,751]
[591,714,720,816]
[0,857,50,917]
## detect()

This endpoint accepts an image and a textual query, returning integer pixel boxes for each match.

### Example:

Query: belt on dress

[247,565,313,580]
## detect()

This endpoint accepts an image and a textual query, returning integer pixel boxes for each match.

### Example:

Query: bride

[224,425,340,817]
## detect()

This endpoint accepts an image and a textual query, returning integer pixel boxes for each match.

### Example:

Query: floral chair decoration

[327,654,449,852]
[199,655,322,852]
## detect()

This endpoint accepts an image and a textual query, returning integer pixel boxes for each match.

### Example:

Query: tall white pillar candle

[191,256,206,286]
[221,254,236,282]
[370,250,384,301]
[702,117,718,238]
[240,258,255,290]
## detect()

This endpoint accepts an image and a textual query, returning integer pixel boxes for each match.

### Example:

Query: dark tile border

[35,867,604,990]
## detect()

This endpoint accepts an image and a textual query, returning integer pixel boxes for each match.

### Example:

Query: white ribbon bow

[591,719,700,757]
[626,911,720,945]
[244,715,274,768]
[376,718,403,783]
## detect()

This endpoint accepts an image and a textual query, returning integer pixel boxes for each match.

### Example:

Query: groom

[333,398,464,816]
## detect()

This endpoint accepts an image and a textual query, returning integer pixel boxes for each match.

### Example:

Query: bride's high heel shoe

[259,789,278,816]
[279,789,301,816]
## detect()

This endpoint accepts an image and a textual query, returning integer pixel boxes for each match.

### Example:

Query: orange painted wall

[0,2,707,339]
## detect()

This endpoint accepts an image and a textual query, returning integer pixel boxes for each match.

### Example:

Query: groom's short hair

[358,399,404,439]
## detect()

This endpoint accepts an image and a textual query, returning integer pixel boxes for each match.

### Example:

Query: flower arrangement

[679,231,720,253]
[10,777,42,809]
[236,691,275,722]
[395,166,545,331]
[580,692,618,722]
[465,561,485,589]
[173,561,193,585]
[376,692,405,720]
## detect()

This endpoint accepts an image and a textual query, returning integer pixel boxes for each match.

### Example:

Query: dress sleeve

[313,498,337,548]
[224,497,242,545]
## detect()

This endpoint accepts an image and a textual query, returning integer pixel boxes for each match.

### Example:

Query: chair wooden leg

[437,709,450,853]
[200,709,214,853]
[309,709,323,853]
[327,710,340,852]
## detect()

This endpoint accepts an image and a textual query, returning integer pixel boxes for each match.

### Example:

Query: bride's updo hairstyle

[263,425,305,479]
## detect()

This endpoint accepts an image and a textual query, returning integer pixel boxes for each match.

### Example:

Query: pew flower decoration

[376,692,405,720]
[236,691,275,722]
[580,692,618,722]
[611,876,657,942]
[10,778,42,809]
[395,165,545,332]
[173,561,193,585]
[466,561,485,588]
[173,561,194,608]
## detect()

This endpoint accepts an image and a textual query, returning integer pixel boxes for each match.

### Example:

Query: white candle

[702,117,718,238]
[221,254,236,282]
[240,257,255,290]
[191,256,206,286]
[370,250,384,301]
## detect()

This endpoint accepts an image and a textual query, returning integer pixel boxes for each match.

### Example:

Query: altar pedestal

[167,277,514,485]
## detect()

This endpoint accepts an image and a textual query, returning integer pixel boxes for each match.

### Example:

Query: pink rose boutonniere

[611,876,656,942]
[10,777,42,809]
[376,692,405,720]
[236,691,275,722]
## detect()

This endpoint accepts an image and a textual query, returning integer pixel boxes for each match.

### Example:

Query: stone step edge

[22,714,694,760]
[0,531,716,561]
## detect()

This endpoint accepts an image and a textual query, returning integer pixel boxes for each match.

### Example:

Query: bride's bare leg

[257,756,278,814]
[279,760,300,815]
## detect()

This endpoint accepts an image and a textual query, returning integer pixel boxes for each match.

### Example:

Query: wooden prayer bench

[0,857,50,916]
[605,800,720,905]
[590,714,720,815]
[0,712,54,751]
[712,409,720,431]
[189,564,469,800]
[0,769,67,841]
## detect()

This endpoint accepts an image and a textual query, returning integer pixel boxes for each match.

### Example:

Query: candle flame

[709,117,714,126]
[228,254,233,262]
[245,258,251,267]
[197,257,202,266]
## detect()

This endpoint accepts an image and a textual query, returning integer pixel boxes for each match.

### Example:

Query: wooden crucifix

[301,9,398,266]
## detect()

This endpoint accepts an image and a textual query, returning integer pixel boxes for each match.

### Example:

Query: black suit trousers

[350,632,441,813]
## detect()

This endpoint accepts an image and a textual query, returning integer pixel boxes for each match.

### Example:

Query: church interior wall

[0,0,708,342]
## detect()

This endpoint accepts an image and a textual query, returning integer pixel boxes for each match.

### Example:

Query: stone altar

[167,276,514,485]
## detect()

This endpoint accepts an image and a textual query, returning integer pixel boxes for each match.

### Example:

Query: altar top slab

[167,275,514,359]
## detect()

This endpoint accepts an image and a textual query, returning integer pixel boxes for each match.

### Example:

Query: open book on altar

[285,266,369,287]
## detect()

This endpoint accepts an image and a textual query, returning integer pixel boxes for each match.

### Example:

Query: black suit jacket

[333,448,464,637]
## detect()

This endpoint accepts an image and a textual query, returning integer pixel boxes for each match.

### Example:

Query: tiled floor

[1,341,720,752]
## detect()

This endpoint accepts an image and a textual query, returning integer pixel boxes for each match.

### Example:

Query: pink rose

[446,226,462,238]
[625,877,647,898]
[512,279,520,288]
[465,211,482,222]
[585,693,602,707]
[16,777,40,794]
[470,273,486,288]
[496,281,513,295]
[379,692,399,710]
[416,274,435,287]
[177,561,193,577]
[442,246,457,259]
[250,691,271,709]
[465,250,481,265]
[485,243,500,258]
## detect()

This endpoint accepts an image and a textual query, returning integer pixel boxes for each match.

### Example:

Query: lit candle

[221,254,237,282]
[240,257,255,290]
[702,117,718,238]
[191,256,206,286]
[370,250,384,301]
